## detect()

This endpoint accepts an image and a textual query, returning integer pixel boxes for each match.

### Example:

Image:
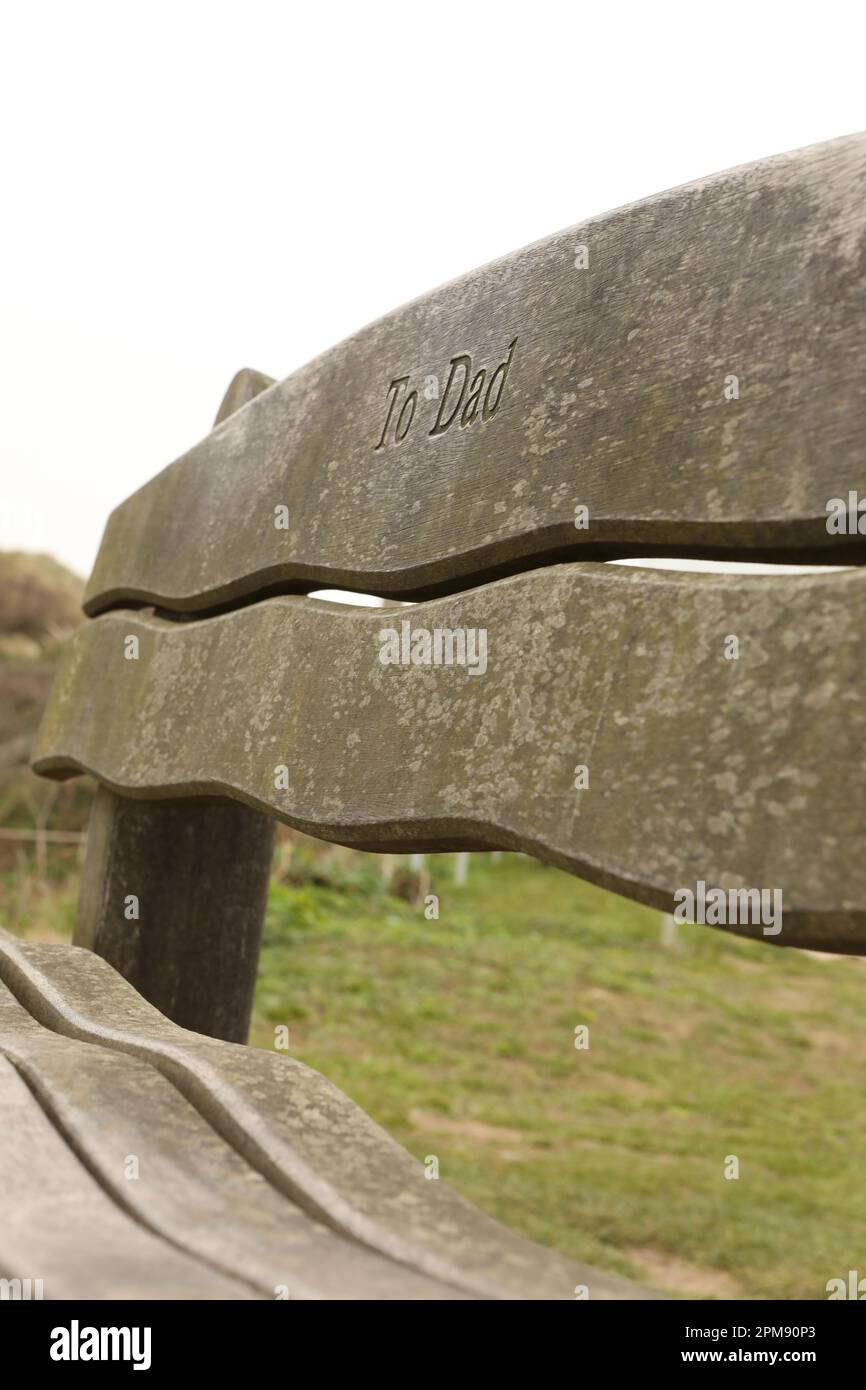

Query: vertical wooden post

[75,790,274,1042]
[73,369,276,1043]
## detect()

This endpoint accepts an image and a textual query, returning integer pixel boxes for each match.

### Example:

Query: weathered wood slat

[0,930,646,1299]
[0,1055,253,1299]
[84,135,866,616]
[0,974,462,1300]
[33,564,866,952]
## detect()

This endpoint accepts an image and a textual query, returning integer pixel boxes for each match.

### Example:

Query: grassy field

[250,846,866,1300]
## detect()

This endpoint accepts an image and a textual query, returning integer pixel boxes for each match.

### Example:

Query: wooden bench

[3,132,866,1300]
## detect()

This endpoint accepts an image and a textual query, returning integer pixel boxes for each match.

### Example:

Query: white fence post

[660,913,678,949]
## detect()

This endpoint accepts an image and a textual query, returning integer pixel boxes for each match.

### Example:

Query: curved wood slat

[0,1053,252,1299]
[34,564,866,952]
[0,975,462,1300]
[84,134,866,615]
[0,930,645,1299]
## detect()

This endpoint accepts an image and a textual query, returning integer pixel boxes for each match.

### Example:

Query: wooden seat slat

[0,1051,253,1300]
[0,972,463,1300]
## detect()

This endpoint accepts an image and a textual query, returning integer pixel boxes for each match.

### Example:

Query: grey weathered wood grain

[0,974,464,1300]
[0,1054,253,1299]
[84,135,866,616]
[213,367,276,426]
[0,929,649,1299]
[33,564,866,952]
[73,374,276,1042]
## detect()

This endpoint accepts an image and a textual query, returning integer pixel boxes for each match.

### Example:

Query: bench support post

[74,789,274,1042]
[72,368,277,1043]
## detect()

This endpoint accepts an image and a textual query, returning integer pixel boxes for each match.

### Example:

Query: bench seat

[0,929,648,1300]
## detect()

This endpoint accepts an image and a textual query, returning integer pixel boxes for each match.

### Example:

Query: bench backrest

[33,134,866,1041]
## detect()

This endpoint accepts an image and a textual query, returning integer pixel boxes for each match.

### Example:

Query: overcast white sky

[1,1,864,582]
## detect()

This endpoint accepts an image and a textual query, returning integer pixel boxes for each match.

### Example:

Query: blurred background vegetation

[2,550,865,1300]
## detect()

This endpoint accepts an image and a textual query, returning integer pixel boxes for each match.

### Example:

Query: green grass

[0,856,81,941]
[251,850,866,1299]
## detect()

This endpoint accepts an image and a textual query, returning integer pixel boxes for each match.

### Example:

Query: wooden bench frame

[5,133,865,1299]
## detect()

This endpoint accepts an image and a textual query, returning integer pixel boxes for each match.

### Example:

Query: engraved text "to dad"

[375,338,518,449]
